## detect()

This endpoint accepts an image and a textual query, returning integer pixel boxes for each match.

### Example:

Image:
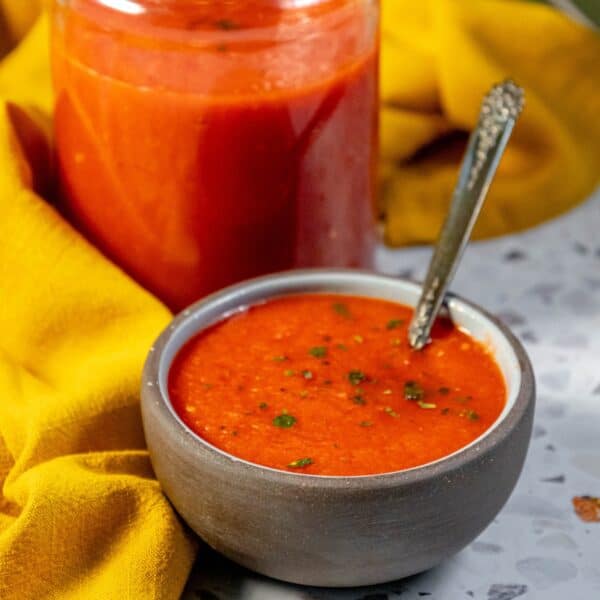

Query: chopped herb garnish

[301,370,313,380]
[259,402,268,410]
[299,390,309,398]
[353,335,364,344]
[348,370,366,386]
[461,409,480,421]
[309,346,327,358]
[438,387,451,395]
[284,369,296,377]
[353,395,366,405]
[404,380,425,401]
[273,414,296,428]
[360,421,373,427]
[215,18,239,30]
[288,457,313,469]
[332,302,350,317]
[272,355,288,362]
[384,406,399,417]
[336,343,348,351]
[441,407,451,415]
[386,319,405,330]
[417,400,437,409]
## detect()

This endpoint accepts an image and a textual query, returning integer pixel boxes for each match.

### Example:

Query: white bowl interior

[154,271,521,476]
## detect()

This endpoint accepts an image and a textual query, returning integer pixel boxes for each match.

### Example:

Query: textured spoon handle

[408,80,525,350]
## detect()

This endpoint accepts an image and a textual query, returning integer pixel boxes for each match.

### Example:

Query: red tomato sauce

[169,294,507,476]
[51,2,378,310]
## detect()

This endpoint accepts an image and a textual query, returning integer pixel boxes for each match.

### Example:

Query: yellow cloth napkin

[0,1,599,599]
[381,0,600,244]
[0,11,196,600]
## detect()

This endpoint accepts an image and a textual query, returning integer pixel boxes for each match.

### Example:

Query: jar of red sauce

[51,0,380,310]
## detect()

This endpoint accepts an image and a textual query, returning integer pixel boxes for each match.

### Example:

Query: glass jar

[51,0,379,310]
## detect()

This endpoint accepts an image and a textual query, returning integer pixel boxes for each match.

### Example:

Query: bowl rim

[142,268,535,490]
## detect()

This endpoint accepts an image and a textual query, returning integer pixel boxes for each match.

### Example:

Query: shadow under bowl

[141,269,535,587]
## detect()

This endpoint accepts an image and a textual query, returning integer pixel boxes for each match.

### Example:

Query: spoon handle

[408,80,524,350]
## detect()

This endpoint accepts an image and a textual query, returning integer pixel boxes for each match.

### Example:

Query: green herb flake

[259,402,268,410]
[299,390,309,398]
[455,396,471,405]
[309,346,327,358]
[348,370,366,386]
[332,302,350,317]
[417,400,437,409]
[336,343,348,351]
[360,421,373,427]
[438,387,451,395]
[215,18,239,30]
[273,414,297,428]
[284,369,296,377]
[384,406,399,417]
[353,395,366,405]
[288,457,313,469]
[272,355,288,362]
[461,409,480,421]
[386,319,405,330]
[404,380,425,401]
[301,370,314,380]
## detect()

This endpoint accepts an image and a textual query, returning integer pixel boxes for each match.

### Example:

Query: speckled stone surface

[182,192,600,600]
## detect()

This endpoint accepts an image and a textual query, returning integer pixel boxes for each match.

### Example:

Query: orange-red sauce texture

[169,294,506,476]
[51,1,379,310]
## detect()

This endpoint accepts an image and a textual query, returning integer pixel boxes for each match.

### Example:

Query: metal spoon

[408,80,525,350]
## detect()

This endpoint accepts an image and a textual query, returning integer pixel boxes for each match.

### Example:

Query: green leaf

[332,302,350,317]
[273,414,297,428]
[348,370,366,386]
[309,346,327,358]
[404,380,425,401]
[461,409,480,421]
[386,319,405,330]
[288,457,313,469]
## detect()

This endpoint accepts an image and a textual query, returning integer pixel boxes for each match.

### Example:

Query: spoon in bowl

[408,80,525,350]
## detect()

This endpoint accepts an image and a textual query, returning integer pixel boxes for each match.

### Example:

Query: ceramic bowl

[141,269,535,587]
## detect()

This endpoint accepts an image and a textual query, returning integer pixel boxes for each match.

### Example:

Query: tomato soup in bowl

[141,270,535,587]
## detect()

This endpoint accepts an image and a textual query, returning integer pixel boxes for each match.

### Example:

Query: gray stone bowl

[141,269,535,587]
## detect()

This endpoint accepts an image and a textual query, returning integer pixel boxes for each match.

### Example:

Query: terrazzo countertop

[182,192,600,600]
